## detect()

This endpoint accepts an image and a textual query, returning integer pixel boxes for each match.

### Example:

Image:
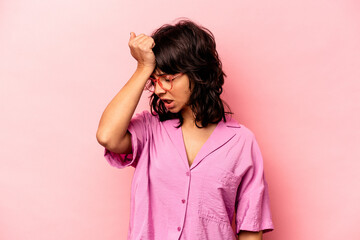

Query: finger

[134,37,153,51]
[144,40,155,50]
[143,37,155,48]
[129,33,145,43]
[134,33,146,41]
[137,36,152,47]
[130,32,135,40]
[132,34,148,46]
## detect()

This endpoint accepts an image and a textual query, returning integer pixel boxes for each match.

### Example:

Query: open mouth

[163,100,173,104]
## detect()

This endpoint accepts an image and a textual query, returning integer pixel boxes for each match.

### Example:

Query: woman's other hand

[129,32,156,71]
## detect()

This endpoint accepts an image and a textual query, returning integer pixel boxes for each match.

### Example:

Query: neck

[181,106,211,129]
[181,106,198,127]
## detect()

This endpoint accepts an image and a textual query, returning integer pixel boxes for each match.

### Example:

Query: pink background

[1,0,360,239]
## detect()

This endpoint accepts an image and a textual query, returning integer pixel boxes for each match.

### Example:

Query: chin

[167,105,181,113]
[167,108,178,113]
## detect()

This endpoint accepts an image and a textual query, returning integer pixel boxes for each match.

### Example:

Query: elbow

[238,230,263,240]
[96,129,110,147]
[96,130,129,154]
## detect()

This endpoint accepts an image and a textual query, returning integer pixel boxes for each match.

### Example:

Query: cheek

[185,90,191,100]
[179,90,191,105]
[173,77,192,102]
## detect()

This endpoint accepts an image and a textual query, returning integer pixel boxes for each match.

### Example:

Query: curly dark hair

[146,18,233,128]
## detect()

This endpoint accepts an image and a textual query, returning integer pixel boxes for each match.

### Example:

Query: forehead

[153,68,168,76]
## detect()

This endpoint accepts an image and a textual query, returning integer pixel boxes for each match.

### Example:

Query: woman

[96,18,274,240]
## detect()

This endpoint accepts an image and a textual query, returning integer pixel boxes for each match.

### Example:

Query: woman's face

[153,68,193,114]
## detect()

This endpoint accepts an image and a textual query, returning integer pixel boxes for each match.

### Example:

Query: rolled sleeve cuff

[237,220,274,234]
[236,183,275,234]
[103,124,140,169]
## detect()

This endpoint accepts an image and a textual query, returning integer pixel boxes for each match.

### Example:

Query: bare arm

[96,32,156,154]
[238,230,263,240]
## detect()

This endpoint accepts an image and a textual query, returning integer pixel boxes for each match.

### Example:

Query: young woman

[96,18,274,240]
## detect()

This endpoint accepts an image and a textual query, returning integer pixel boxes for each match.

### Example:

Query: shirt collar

[162,114,240,169]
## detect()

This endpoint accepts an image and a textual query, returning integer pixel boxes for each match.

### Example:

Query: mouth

[162,99,175,109]
[162,99,173,104]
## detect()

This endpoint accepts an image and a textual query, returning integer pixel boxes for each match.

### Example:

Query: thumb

[130,32,135,39]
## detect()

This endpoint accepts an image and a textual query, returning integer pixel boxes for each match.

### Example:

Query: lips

[161,99,175,109]
[161,99,173,104]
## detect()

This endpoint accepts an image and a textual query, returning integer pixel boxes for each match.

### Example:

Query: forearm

[96,66,153,145]
[238,230,263,240]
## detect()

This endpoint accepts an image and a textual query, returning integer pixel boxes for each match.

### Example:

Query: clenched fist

[129,32,156,70]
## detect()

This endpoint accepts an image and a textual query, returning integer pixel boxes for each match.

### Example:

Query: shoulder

[133,109,160,123]
[127,110,161,132]
[224,114,256,140]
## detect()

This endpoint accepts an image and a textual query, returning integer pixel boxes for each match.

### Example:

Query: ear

[188,75,195,92]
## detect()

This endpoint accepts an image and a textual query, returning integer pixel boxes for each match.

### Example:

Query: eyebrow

[152,73,168,76]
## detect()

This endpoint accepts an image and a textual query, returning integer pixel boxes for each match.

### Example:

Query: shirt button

[186,171,190,176]
[177,226,181,231]
[181,199,185,203]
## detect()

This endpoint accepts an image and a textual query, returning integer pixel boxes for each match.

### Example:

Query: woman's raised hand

[129,32,156,71]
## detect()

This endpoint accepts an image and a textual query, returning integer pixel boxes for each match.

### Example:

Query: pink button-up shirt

[104,110,274,239]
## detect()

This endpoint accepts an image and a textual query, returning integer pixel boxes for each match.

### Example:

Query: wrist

[136,64,155,73]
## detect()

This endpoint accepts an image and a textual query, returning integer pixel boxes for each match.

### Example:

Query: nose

[154,81,166,95]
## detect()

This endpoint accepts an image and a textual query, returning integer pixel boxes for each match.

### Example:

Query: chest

[181,125,217,167]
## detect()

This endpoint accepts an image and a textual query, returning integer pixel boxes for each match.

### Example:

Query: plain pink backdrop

[1,0,360,239]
